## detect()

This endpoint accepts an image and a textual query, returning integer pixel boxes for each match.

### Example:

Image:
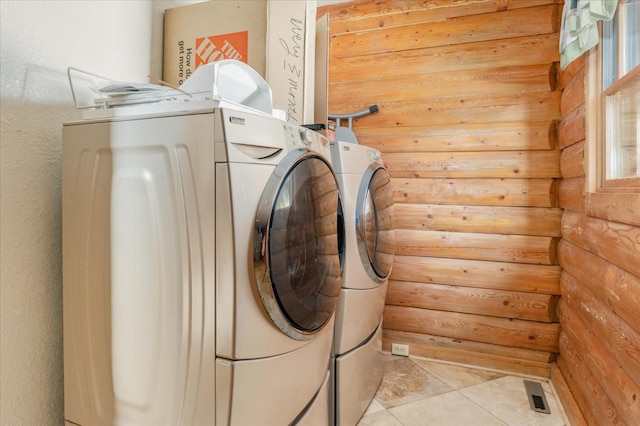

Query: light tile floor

[357,354,570,426]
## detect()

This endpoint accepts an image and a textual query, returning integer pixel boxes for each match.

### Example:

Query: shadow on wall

[1,87,78,426]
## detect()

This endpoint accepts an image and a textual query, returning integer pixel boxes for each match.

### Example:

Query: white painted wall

[0,1,198,424]
[0,0,349,423]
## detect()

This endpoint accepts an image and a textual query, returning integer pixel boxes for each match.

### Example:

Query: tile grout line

[454,389,510,426]
[359,356,570,426]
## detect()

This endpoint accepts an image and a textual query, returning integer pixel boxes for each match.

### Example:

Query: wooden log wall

[553,50,640,425]
[318,0,564,378]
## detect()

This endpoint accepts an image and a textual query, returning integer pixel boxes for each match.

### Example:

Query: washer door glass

[357,165,395,282]
[254,149,344,340]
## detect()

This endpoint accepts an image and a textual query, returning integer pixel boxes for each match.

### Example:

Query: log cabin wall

[318,0,564,378]
[553,49,640,426]
[318,0,640,422]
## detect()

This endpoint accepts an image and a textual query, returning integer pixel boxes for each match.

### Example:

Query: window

[585,0,640,225]
[589,0,640,191]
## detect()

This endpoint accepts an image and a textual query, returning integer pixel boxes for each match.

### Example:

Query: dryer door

[356,165,395,283]
[254,149,345,341]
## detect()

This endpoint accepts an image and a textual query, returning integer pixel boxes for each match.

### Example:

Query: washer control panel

[282,122,331,159]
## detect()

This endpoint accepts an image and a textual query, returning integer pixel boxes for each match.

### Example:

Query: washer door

[356,165,395,283]
[254,149,345,341]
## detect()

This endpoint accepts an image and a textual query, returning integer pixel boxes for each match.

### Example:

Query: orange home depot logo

[195,31,248,67]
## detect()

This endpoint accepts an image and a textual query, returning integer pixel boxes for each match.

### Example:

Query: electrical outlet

[391,343,409,357]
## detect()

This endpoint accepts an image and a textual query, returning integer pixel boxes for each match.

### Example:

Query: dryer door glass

[254,149,344,340]
[356,166,395,281]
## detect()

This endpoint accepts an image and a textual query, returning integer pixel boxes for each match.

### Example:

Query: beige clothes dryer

[328,140,395,426]
[62,62,343,426]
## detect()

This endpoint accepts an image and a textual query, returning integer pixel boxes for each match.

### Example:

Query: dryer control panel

[282,122,331,160]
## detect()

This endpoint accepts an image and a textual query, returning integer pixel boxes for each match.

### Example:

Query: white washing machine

[62,62,343,426]
[328,141,395,425]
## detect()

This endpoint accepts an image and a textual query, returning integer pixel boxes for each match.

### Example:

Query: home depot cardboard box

[163,0,267,86]
[163,0,318,125]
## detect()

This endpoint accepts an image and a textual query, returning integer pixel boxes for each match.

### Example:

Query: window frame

[584,3,640,226]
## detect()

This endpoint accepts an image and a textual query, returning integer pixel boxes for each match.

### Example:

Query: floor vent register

[524,380,551,414]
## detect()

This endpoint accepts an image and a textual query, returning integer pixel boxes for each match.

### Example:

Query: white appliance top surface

[73,97,274,123]
[68,60,278,122]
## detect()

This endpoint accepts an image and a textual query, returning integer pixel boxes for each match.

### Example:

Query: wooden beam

[393,178,558,207]
[329,64,557,105]
[560,139,585,178]
[390,255,561,294]
[382,329,554,377]
[562,272,640,389]
[557,176,584,212]
[393,204,562,237]
[394,229,558,264]
[562,210,640,277]
[330,5,559,58]
[557,340,624,425]
[328,34,560,81]
[558,301,640,425]
[557,104,585,149]
[560,66,585,116]
[329,92,562,127]
[558,239,640,334]
[356,121,556,153]
[383,305,560,352]
[319,0,561,35]
[384,150,561,179]
[386,280,559,322]
[556,53,585,91]
[550,362,588,426]
[586,192,640,227]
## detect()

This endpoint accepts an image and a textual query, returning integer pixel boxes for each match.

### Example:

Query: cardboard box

[163,0,268,86]
[266,1,316,125]
[163,0,319,125]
